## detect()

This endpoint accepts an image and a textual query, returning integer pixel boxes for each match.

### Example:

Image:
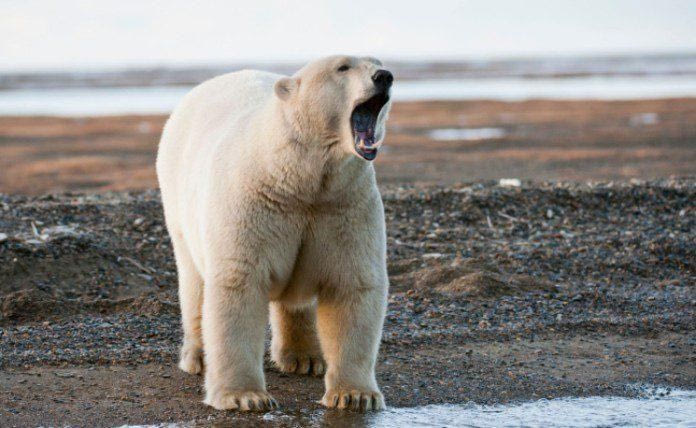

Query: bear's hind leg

[270,302,325,376]
[172,234,204,375]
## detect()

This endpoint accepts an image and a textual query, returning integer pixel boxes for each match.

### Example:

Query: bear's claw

[204,391,279,411]
[274,352,325,377]
[321,389,385,411]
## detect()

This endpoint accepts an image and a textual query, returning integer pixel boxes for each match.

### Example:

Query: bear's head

[275,56,393,161]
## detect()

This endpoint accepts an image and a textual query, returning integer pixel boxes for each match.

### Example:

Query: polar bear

[156,56,393,412]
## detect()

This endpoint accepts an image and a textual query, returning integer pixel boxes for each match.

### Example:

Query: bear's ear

[274,77,299,101]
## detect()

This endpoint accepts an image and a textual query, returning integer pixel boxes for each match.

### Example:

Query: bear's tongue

[352,112,376,149]
[354,129,375,150]
[351,105,381,160]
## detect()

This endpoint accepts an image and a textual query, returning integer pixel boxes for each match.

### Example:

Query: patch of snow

[498,178,521,187]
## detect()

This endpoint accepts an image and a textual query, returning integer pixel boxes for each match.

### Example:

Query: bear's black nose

[372,69,393,91]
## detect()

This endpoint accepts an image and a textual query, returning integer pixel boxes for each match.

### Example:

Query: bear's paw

[178,344,204,375]
[321,388,385,411]
[204,390,279,411]
[273,351,325,377]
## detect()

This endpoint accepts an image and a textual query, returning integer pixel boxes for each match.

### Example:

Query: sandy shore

[0,179,694,426]
[1,98,696,194]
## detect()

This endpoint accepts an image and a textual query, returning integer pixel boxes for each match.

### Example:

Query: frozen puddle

[121,387,696,428]
[428,127,506,141]
[369,388,696,427]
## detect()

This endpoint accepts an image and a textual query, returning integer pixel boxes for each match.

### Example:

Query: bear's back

[186,70,279,112]
[157,70,282,231]
[172,69,280,136]
[158,70,281,167]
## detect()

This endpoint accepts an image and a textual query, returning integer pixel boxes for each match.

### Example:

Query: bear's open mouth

[350,92,390,161]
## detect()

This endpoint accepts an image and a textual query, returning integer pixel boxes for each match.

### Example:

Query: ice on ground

[630,112,659,126]
[371,387,696,428]
[428,127,505,141]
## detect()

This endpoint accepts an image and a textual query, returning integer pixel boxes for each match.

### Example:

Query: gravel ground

[0,179,694,426]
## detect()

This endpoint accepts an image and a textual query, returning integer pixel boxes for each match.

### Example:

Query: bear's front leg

[317,282,387,411]
[201,268,278,411]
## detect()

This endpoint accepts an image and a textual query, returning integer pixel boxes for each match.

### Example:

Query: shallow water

[120,387,696,428]
[2,75,696,116]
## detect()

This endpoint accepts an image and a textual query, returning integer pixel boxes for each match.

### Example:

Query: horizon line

[2,49,696,75]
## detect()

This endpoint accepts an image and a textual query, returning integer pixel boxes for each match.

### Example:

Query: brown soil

[3,334,691,427]
[1,98,695,194]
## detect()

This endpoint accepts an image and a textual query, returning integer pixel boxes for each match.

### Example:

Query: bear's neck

[252,113,375,207]
[272,142,373,207]
[240,100,376,209]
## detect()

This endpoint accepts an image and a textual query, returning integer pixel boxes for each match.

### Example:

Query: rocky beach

[1,179,693,426]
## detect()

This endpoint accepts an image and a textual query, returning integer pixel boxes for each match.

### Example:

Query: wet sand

[1,98,695,195]
[0,180,694,426]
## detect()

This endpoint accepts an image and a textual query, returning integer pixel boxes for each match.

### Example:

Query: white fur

[156,56,391,411]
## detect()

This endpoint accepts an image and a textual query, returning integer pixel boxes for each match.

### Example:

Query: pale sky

[1,0,695,71]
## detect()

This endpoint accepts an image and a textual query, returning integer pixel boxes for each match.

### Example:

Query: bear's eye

[337,64,350,72]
